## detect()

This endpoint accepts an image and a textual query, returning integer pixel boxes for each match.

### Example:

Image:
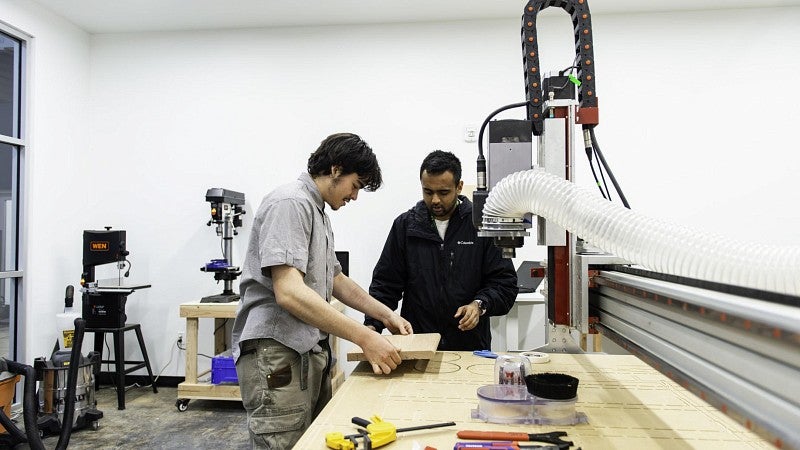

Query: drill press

[201,188,246,303]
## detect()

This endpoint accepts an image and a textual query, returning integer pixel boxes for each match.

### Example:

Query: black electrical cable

[561,53,580,76]
[594,145,612,200]
[587,141,612,200]
[103,336,118,392]
[214,318,229,334]
[543,62,580,99]
[545,77,572,92]
[477,101,530,158]
[585,147,607,200]
[175,340,214,359]
[559,65,578,76]
[589,127,630,209]
[476,101,530,193]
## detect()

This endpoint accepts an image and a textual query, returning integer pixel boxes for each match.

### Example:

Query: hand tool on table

[325,415,456,449]
[454,441,560,449]
[456,431,572,449]
[473,350,499,358]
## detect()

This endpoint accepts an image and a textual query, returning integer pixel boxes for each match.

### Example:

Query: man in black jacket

[365,150,518,350]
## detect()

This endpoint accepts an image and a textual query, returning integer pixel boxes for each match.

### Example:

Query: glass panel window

[0,142,16,359]
[0,279,14,359]
[0,32,21,138]
[0,143,16,272]
[0,27,21,362]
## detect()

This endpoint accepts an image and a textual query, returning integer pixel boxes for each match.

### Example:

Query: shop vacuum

[0,315,103,449]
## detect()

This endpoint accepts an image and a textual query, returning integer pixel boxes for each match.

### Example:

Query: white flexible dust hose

[483,168,800,297]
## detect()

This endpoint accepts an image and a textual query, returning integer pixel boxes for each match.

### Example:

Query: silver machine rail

[590,268,800,449]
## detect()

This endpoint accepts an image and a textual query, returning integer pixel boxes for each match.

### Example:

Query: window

[0,25,24,360]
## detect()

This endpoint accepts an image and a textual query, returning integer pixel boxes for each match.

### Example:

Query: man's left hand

[384,313,413,335]
[454,302,482,331]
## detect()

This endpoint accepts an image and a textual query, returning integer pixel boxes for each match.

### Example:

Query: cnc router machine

[471,1,800,447]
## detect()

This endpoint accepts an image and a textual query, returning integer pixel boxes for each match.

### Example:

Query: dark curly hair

[419,150,461,183]
[307,133,383,192]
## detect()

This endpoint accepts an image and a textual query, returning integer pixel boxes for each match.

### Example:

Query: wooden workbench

[295,352,770,449]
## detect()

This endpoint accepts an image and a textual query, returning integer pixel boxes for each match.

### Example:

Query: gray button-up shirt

[231,172,342,361]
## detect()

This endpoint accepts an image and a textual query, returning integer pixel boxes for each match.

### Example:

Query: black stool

[86,323,158,410]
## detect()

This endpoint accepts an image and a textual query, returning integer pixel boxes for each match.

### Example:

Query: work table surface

[295,352,768,449]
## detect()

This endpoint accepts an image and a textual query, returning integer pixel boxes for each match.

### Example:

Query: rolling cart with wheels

[176,301,241,411]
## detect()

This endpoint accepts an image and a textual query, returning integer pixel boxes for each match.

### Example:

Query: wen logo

[90,241,109,251]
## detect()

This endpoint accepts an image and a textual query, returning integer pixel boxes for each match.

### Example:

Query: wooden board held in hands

[346,333,441,361]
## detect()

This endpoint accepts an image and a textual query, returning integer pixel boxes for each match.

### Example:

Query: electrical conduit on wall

[482,168,800,297]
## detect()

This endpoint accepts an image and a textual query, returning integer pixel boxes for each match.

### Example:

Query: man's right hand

[359,331,402,375]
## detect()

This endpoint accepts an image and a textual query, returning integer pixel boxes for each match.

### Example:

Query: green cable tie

[568,74,582,87]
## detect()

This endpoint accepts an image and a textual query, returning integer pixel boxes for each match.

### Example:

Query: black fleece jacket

[365,196,518,350]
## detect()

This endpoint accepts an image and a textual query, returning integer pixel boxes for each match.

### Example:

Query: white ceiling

[30,0,800,34]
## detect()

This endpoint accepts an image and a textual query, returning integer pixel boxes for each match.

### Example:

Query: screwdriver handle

[457,431,528,441]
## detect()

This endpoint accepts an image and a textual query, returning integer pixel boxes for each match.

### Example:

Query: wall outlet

[464,125,478,143]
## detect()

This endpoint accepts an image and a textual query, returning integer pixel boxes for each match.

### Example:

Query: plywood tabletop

[296,352,770,449]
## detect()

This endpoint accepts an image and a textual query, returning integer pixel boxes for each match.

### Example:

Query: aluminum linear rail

[590,269,800,449]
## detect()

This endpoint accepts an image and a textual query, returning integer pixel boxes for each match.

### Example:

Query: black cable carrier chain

[522,0,598,135]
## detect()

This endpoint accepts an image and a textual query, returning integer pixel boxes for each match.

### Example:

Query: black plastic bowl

[524,372,579,400]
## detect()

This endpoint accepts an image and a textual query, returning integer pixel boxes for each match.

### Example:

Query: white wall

[588,8,800,242]
[5,5,800,375]
[1,0,91,363]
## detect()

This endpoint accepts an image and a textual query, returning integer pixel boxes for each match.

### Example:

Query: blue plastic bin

[211,353,239,385]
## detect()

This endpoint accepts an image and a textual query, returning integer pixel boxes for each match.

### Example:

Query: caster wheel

[91,420,100,431]
[176,399,190,412]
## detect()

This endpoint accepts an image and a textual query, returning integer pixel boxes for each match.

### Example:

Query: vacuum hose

[482,168,800,297]
[0,320,85,450]
[54,317,85,450]
[0,360,42,450]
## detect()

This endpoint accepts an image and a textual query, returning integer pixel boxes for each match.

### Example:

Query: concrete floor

[13,385,249,449]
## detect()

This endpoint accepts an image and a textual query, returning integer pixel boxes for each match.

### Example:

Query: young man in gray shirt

[232,133,413,449]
